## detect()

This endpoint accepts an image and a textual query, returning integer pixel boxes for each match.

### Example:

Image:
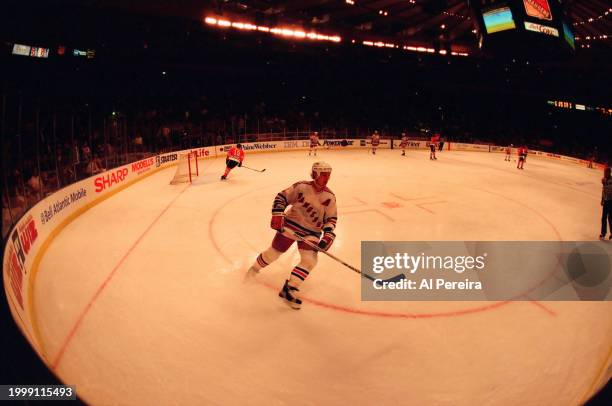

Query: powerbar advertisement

[361,242,612,301]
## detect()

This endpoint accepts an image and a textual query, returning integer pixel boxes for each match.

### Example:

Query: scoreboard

[469,0,575,58]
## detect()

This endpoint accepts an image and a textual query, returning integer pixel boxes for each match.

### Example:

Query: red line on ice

[51,184,190,370]
[526,299,557,316]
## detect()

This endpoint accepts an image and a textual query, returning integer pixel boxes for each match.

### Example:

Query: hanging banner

[523,0,553,21]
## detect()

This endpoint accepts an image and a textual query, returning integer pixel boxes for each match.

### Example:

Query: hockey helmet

[311,162,332,186]
[236,143,242,149]
[312,161,332,176]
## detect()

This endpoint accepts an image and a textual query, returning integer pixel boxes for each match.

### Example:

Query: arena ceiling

[92,0,610,54]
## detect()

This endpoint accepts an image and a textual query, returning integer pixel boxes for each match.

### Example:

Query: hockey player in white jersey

[246,162,338,309]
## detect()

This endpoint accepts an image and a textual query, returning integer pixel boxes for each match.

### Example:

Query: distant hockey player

[600,167,612,240]
[221,143,245,180]
[399,133,408,156]
[309,131,320,156]
[517,145,527,170]
[246,162,337,309]
[371,131,380,155]
[505,144,513,162]
[430,133,440,160]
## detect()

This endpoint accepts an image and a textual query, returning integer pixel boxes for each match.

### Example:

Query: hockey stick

[241,165,266,173]
[290,232,405,284]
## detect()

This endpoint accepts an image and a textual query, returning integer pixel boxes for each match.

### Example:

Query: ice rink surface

[33,148,612,405]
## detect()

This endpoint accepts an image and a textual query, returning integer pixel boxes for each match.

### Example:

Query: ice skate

[221,175,227,180]
[599,235,606,241]
[279,280,302,309]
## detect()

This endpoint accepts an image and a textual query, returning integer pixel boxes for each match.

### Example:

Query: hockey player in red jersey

[517,145,527,170]
[309,132,320,156]
[221,143,245,180]
[371,131,380,155]
[399,133,408,156]
[505,144,513,162]
[430,133,440,160]
[246,161,338,309]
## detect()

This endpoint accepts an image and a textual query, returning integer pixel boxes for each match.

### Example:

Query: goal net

[170,152,199,184]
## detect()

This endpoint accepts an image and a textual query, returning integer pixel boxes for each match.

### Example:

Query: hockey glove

[271,214,285,232]
[318,232,335,251]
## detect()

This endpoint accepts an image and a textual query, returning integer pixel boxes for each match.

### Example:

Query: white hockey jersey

[272,181,337,239]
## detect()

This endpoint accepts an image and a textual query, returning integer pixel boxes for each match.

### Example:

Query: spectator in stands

[21,168,44,204]
[134,132,144,152]
[158,126,171,152]
[81,143,92,162]
[60,162,76,186]
[85,154,105,176]
[2,190,27,238]
[104,142,114,166]
[26,169,43,195]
